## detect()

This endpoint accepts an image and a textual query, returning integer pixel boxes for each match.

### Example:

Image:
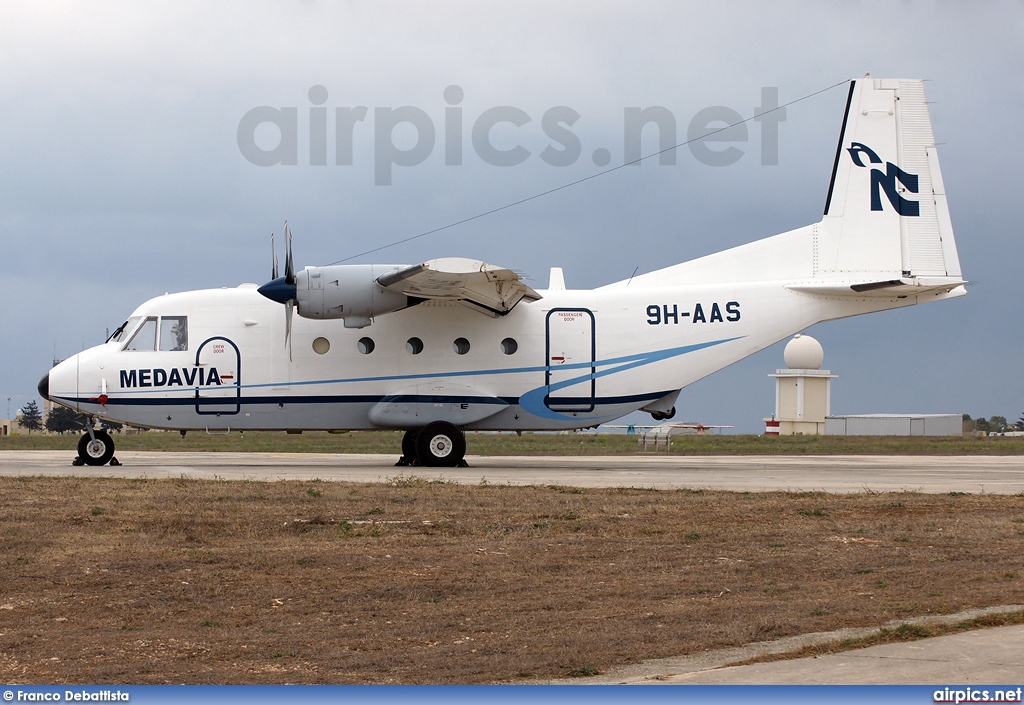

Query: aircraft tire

[78,430,115,466]
[415,422,466,468]
[401,429,419,464]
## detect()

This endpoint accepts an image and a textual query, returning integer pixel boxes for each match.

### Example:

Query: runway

[1,451,1022,493]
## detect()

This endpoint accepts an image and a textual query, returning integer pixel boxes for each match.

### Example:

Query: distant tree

[99,418,123,433]
[45,406,88,434]
[19,400,43,432]
[965,415,1021,434]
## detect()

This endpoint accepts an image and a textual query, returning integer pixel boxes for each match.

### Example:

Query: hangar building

[824,414,962,437]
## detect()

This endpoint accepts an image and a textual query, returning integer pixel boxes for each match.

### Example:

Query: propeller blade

[285,299,294,361]
[271,232,278,280]
[284,221,295,285]
[258,221,298,362]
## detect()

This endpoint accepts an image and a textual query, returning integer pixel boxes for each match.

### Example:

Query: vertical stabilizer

[603,76,964,293]
[819,76,961,279]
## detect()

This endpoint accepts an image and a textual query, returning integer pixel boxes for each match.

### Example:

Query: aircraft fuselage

[46,278,916,433]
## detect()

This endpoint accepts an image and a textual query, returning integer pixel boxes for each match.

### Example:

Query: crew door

[545,308,596,413]
[194,337,241,416]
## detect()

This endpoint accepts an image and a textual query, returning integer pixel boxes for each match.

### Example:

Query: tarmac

[0,450,1022,493]
[666,624,1024,684]
[2,449,1023,684]
[577,605,1024,684]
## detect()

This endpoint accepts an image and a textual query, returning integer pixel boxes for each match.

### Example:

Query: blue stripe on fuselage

[106,337,743,397]
[72,337,742,421]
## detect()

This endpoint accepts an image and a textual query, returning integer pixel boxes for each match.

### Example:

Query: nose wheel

[75,430,119,467]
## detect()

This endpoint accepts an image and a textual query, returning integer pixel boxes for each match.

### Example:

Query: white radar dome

[784,334,824,370]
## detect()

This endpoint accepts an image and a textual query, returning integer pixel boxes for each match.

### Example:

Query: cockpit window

[108,316,142,344]
[124,317,158,351]
[123,316,188,351]
[106,322,125,344]
[159,316,188,351]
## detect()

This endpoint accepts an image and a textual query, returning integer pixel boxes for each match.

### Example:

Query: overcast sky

[2,1,1022,431]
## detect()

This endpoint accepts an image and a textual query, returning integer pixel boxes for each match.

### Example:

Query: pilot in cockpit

[169,318,188,351]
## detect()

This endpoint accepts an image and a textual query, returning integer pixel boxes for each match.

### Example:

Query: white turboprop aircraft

[40,76,965,468]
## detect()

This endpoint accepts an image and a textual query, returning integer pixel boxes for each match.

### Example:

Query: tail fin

[604,76,964,293]
[819,75,962,279]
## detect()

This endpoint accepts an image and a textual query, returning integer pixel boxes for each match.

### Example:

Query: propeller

[271,232,279,280]
[257,221,298,360]
[284,222,294,284]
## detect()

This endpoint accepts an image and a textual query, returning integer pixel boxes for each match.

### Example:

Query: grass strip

[3,430,1024,455]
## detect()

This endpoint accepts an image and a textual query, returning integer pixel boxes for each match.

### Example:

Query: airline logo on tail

[848,142,920,216]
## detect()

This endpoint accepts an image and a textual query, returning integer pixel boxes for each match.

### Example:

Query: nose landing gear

[74,428,120,467]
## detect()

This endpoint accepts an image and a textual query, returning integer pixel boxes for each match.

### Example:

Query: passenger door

[544,308,596,413]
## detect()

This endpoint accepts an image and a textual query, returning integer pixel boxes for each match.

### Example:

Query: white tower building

[766,335,836,435]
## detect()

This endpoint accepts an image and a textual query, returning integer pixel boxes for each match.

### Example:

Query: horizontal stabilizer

[787,277,966,298]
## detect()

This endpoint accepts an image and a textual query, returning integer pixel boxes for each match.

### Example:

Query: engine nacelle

[295,265,412,328]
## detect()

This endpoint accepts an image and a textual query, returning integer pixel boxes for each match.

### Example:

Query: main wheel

[400,429,419,465]
[415,422,466,467]
[77,430,115,466]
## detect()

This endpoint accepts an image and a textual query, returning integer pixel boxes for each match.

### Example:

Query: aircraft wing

[376,257,542,317]
[670,424,733,429]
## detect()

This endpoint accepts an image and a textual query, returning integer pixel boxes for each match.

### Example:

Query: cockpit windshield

[123,316,188,351]
[125,317,158,351]
[108,316,142,344]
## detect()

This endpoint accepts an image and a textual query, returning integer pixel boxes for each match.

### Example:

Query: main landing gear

[395,421,468,468]
[73,428,121,467]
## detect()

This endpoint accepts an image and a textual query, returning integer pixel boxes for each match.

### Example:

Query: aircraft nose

[257,276,297,305]
[38,372,50,401]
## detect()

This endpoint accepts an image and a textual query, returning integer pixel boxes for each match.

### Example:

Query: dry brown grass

[1,475,1022,684]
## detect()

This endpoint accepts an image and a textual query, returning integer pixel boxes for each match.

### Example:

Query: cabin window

[357,337,375,355]
[124,317,158,351]
[406,337,424,355]
[312,337,330,355]
[453,337,470,355]
[159,316,188,351]
[500,337,518,355]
